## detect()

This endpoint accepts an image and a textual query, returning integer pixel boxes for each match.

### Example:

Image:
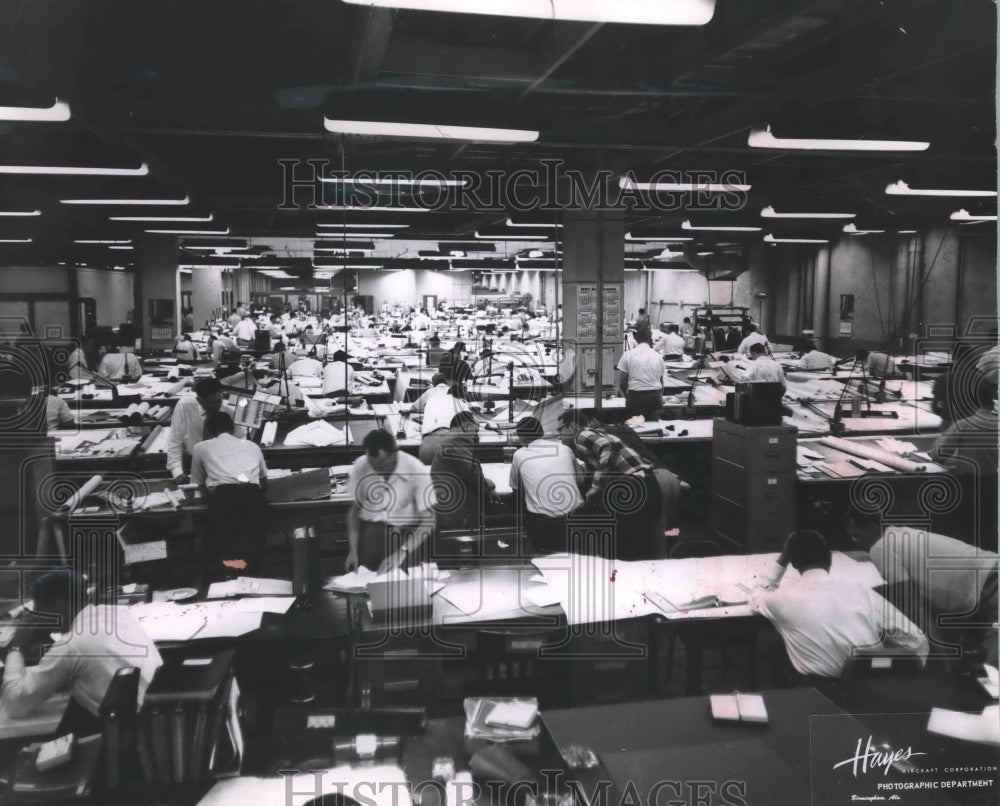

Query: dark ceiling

[0,0,995,274]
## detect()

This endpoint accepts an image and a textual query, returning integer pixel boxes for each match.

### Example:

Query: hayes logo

[832,736,927,777]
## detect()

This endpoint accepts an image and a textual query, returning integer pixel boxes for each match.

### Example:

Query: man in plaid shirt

[558,411,662,560]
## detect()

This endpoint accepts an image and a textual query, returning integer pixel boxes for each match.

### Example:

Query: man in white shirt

[346,431,434,573]
[752,530,928,678]
[227,308,242,329]
[191,411,270,577]
[233,314,257,346]
[846,509,998,665]
[615,327,665,420]
[287,350,323,378]
[736,324,769,356]
[97,348,142,381]
[322,350,355,396]
[746,342,786,389]
[166,377,228,482]
[211,334,239,363]
[510,416,582,554]
[797,341,836,370]
[414,376,470,464]
[2,570,162,723]
[861,349,903,379]
[654,324,686,357]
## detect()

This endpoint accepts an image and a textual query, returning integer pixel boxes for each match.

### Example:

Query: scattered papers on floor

[207,577,293,598]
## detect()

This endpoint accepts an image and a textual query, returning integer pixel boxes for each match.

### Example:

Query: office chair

[99,666,141,791]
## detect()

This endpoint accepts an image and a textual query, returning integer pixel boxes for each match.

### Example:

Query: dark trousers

[524,510,571,555]
[358,520,429,571]
[204,484,269,577]
[625,389,663,420]
[582,472,661,560]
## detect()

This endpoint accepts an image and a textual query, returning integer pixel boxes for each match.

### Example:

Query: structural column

[135,234,179,351]
[560,198,625,406]
[192,267,226,331]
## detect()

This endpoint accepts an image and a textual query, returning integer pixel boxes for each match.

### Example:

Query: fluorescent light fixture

[320,176,467,187]
[950,209,997,222]
[316,205,429,212]
[843,223,885,234]
[619,177,751,193]
[0,98,71,122]
[681,220,761,232]
[314,246,374,253]
[474,231,543,240]
[760,205,854,220]
[316,223,409,228]
[109,245,135,250]
[0,162,148,176]
[898,230,918,234]
[625,233,693,242]
[763,233,829,244]
[180,262,241,270]
[0,238,32,243]
[885,180,996,197]
[340,0,716,25]
[324,117,539,143]
[749,125,928,152]
[314,232,395,239]
[0,209,41,217]
[145,228,230,235]
[62,195,190,206]
[311,263,382,270]
[74,239,133,245]
[110,214,213,222]
[506,218,562,228]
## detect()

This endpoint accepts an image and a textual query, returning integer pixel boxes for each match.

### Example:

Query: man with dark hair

[751,530,928,678]
[346,431,434,573]
[167,376,230,482]
[510,416,582,554]
[655,323,685,358]
[932,375,999,479]
[558,410,662,560]
[431,412,496,533]
[615,326,665,420]
[857,348,903,379]
[746,341,786,388]
[2,569,162,721]
[322,349,354,396]
[736,324,768,356]
[191,411,270,577]
[797,340,835,370]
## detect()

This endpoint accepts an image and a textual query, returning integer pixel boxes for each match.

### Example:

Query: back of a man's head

[634,327,653,345]
[28,569,88,629]
[431,372,447,386]
[205,410,235,437]
[746,324,758,334]
[516,416,544,443]
[844,508,883,549]
[749,342,767,357]
[667,324,680,334]
[785,530,832,572]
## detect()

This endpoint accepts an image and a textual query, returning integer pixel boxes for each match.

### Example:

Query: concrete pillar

[193,267,226,328]
[560,201,625,405]
[135,234,178,350]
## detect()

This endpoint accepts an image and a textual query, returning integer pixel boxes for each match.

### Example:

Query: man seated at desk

[233,313,257,347]
[322,350,354,397]
[931,370,999,480]
[287,348,323,379]
[166,377,229,483]
[191,411,270,578]
[346,430,434,574]
[97,346,142,381]
[2,570,162,725]
[730,342,786,389]
[796,340,836,370]
[859,349,904,379]
[654,323,686,358]
[412,374,470,464]
[845,508,998,665]
[751,530,929,680]
[736,324,769,356]
[510,416,582,554]
[45,390,75,430]
[174,332,197,361]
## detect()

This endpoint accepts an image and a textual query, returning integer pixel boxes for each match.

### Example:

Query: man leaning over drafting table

[346,430,434,574]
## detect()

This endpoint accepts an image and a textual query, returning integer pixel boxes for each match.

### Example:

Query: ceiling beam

[349,6,394,85]
[519,21,604,100]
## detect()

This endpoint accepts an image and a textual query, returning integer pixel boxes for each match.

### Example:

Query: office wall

[0,267,68,293]
[76,268,134,327]
[761,227,997,354]
[357,269,477,310]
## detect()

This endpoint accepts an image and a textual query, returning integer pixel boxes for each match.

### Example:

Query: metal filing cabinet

[711,418,797,553]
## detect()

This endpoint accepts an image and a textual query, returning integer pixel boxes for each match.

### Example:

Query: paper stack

[464,697,540,742]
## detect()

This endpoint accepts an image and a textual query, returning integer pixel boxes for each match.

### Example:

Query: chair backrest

[99,666,141,790]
